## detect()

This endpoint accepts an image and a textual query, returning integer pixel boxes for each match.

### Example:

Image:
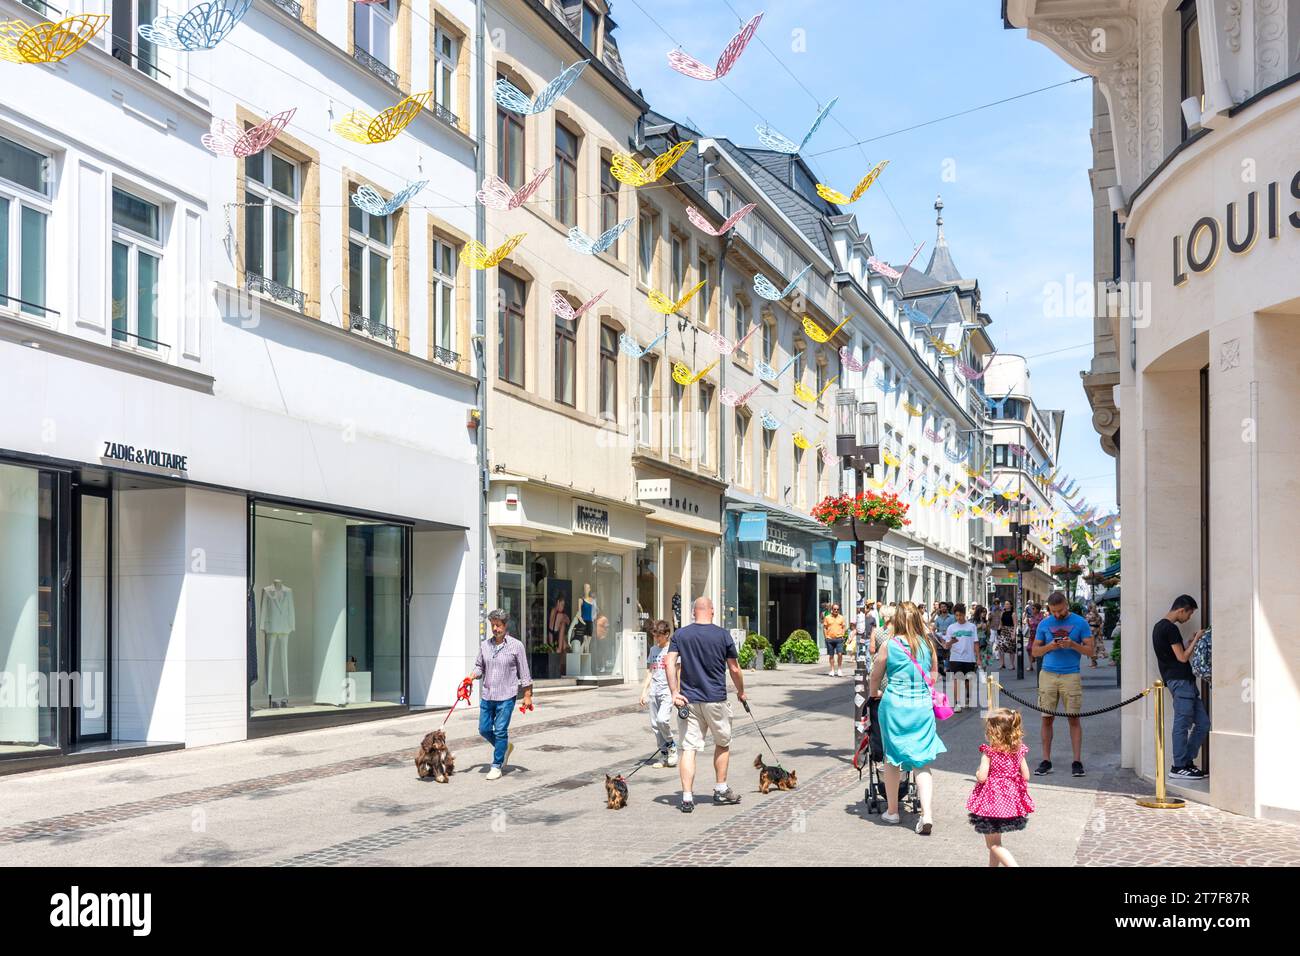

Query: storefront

[489,477,645,684]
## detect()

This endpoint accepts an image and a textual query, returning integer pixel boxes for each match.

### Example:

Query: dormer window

[580,4,600,53]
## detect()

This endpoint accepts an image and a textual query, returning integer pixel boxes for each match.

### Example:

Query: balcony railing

[111,326,171,357]
[246,273,305,312]
[431,102,459,129]
[268,0,302,21]
[729,207,835,314]
[353,46,399,87]
[432,344,459,366]
[350,312,398,346]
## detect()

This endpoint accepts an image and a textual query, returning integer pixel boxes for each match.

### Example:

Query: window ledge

[492,377,617,432]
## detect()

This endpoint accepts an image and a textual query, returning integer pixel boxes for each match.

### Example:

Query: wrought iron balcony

[353,46,399,87]
[268,0,302,20]
[431,101,459,129]
[246,273,305,312]
[350,312,398,346]
[433,345,459,366]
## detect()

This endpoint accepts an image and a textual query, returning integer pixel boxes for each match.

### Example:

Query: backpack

[1190,628,1212,682]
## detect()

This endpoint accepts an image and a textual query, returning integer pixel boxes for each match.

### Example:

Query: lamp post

[1010,486,1030,681]
[837,390,879,752]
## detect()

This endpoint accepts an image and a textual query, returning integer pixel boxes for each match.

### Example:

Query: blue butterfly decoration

[566,218,632,256]
[495,60,590,116]
[902,304,933,326]
[943,439,972,464]
[753,264,811,302]
[874,374,903,394]
[138,0,252,51]
[986,386,1015,417]
[756,354,798,382]
[754,97,838,155]
[618,329,667,359]
[351,180,429,217]
[760,410,781,431]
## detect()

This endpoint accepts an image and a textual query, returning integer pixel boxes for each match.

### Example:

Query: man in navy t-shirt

[665,596,747,813]
[1030,591,1093,778]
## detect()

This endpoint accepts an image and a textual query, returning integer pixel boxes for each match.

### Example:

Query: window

[793,443,804,508]
[816,355,828,399]
[434,28,459,118]
[245,151,300,294]
[1179,0,1203,142]
[761,429,774,496]
[111,0,160,80]
[348,200,391,329]
[0,134,49,318]
[580,3,600,51]
[696,253,713,327]
[111,187,162,350]
[498,271,526,386]
[698,383,713,467]
[599,324,618,422]
[762,315,776,363]
[734,411,750,485]
[554,123,579,227]
[670,380,685,457]
[600,157,619,237]
[637,207,658,285]
[733,293,750,355]
[432,236,458,356]
[670,233,685,300]
[638,355,657,445]
[816,453,826,500]
[792,342,806,388]
[354,0,395,65]
[554,312,577,406]
[496,77,525,188]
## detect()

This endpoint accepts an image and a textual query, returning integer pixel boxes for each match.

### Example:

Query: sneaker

[679,799,695,813]
[485,766,502,781]
[712,787,742,806]
[828,670,836,677]
[651,758,668,769]
[501,742,515,770]
[916,819,933,836]
[1173,765,1207,779]
[880,811,900,824]
[1071,761,1086,777]
[1033,760,1053,776]
[667,747,679,768]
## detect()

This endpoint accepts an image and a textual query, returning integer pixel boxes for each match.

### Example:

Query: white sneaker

[881,812,900,824]
[667,748,679,767]
[485,766,502,780]
[828,670,836,677]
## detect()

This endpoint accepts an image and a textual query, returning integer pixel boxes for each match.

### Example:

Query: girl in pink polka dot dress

[966,708,1035,866]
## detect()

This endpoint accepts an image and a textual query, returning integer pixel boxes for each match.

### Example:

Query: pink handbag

[896,638,953,720]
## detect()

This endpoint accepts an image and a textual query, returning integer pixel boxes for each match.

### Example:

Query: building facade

[1005,0,1300,820]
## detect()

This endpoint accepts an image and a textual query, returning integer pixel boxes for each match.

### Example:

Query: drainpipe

[474,0,488,640]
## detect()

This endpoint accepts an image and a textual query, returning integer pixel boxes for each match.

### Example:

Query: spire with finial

[925,194,962,281]
[934,194,946,245]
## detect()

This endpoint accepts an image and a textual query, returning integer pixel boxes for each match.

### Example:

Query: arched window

[496,70,527,188]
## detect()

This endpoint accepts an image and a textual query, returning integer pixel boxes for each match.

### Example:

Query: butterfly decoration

[710,322,760,356]
[333,91,432,144]
[867,475,890,491]
[793,378,836,404]
[793,431,812,450]
[1001,489,1020,501]
[874,374,902,395]
[719,384,760,408]
[460,233,526,270]
[667,12,762,81]
[759,410,781,431]
[902,304,933,326]
[475,169,551,210]
[1009,443,1026,456]
[819,445,836,466]
[880,450,901,469]
[202,108,296,158]
[137,0,250,51]
[756,353,798,382]
[838,347,865,373]
[956,361,985,381]
[867,256,901,281]
[610,140,693,187]
[671,359,719,386]
[0,13,109,63]
[351,179,429,217]
[943,442,971,464]
[963,464,982,479]
[618,329,668,359]
[567,218,632,255]
[973,475,991,489]
[552,290,606,322]
[754,97,838,154]
[816,160,890,205]
[924,428,945,443]
[925,332,962,358]
[495,60,590,115]
[970,504,986,518]
[687,202,756,237]
[754,264,811,302]
[986,386,1015,417]
[902,402,922,417]
[647,279,706,315]
[802,314,851,343]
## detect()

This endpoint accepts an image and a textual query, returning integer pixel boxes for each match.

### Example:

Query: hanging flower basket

[812,492,910,542]
[1051,564,1084,580]
[995,548,1042,573]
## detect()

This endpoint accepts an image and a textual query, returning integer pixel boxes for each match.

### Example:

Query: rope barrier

[992,680,1150,719]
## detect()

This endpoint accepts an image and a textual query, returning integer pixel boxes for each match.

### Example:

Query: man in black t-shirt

[1151,594,1209,779]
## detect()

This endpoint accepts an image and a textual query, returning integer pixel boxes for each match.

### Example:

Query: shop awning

[1099,560,1120,578]
[724,489,834,540]
[1099,585,1120,601]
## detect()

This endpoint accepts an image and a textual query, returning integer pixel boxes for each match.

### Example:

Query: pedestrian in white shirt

[942,604,980,713]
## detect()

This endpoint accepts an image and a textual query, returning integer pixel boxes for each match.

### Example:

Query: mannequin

[259,579,296,708]
[549,596,570,653]
[671,591,682,629]
[579,584,596,631]
[592,614,610,674]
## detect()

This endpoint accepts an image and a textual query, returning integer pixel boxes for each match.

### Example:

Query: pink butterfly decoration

[710,321,760,356]
[867,256,901,281]
[719,384,760,407]
[551,290,606,322]
[667,13,763,81]
[957,361,985,381]
[838,346,865,372]
[924,428,944,443]
[202,108,296,158]
[820,445,836,466]
[686,202,756,236]
[476,168,551,210]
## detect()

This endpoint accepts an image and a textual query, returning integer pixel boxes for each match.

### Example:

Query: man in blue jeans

[467,609,533,780]
[1151,595,1209,779]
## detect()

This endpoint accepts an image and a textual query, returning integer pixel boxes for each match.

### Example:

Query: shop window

[111,0,161,80]
[734,409,750,486]
[496,77,526,188]
[554,122,579,227]
[698,382,713,467]
[637,206,659,286]
[111,186,162,350]
[670,379,685,457]
[554,311,577,406]
[432,234,459,358]
[348,201,392,336]
[245,151,301,300]
[636,539,660,626]
[637,354,657,446]
[600,154,619,238]
[498,270,526,386]
[0,133,50,318]
[599,323,618,422]
[251,502,407,719]
[737,565,759,633]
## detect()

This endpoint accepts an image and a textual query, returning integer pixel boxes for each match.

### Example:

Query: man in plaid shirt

[466,609,533,780]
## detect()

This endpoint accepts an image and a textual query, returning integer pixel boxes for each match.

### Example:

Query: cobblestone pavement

[0,663,1296,866]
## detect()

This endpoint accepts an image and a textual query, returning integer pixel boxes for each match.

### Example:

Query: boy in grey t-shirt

[638,619,677,767]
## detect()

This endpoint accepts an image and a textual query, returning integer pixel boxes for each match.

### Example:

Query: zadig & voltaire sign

[1173,170,1300,285]
[102,442,189,474]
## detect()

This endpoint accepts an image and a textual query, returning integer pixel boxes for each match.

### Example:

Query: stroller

[855,696,920,815]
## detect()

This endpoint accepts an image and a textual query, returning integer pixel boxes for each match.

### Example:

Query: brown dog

[604,774,629,809]
[415,729,455,782]
[754,754,797,794]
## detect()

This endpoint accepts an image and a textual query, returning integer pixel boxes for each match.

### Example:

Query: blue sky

[608,0,1118,516]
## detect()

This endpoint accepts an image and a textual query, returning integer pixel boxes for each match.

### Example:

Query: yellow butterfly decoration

[670,359,719,386]
[881,450,901,469]
[793,377,836,403]
[902,402,922,417]
[964,464,982,479]
[971,505,985,517]
[460,233,526,269]
[815,160,889,205]
[801,315,851,343]
[648,280,706,315]
[793,431,812,450]
[1001,489,1019,501]
[868,475,889,490]
[333,91,432,144]
[938,485,954,497]
[925,333,962,357]
[0,13,108,63]
[610,140,693,187]
[919,494,937,507]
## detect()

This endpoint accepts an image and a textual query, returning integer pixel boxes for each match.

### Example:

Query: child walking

[638,619,678,768]
[966,708,1035,866]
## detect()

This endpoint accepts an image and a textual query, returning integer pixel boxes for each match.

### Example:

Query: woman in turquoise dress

[868,601,946,833]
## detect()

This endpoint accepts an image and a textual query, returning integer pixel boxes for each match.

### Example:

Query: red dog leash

[440,677,474,727]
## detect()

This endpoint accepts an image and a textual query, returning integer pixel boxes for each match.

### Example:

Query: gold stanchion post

[1137,679,1186,809]
[986,673,997,712]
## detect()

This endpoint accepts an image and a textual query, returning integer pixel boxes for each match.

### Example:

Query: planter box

[1004,560,1039,573]
[827,520,892,542]
[529,653,562,680]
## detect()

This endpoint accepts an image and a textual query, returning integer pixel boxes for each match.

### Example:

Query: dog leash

[740,699,788,771]
[620,745,670,782]
[440,677,474,728]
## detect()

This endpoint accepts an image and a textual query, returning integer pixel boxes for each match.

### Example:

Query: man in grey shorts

[665,596,747,813]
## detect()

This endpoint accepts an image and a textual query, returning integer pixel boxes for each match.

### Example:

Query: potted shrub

[812,491,910,542]
[529,643,561,679]
[739,633,771,670]
[779,629,821,664]
[995,547,1042,573]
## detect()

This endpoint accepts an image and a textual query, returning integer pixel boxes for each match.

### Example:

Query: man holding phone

[1030,591,1093,777]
